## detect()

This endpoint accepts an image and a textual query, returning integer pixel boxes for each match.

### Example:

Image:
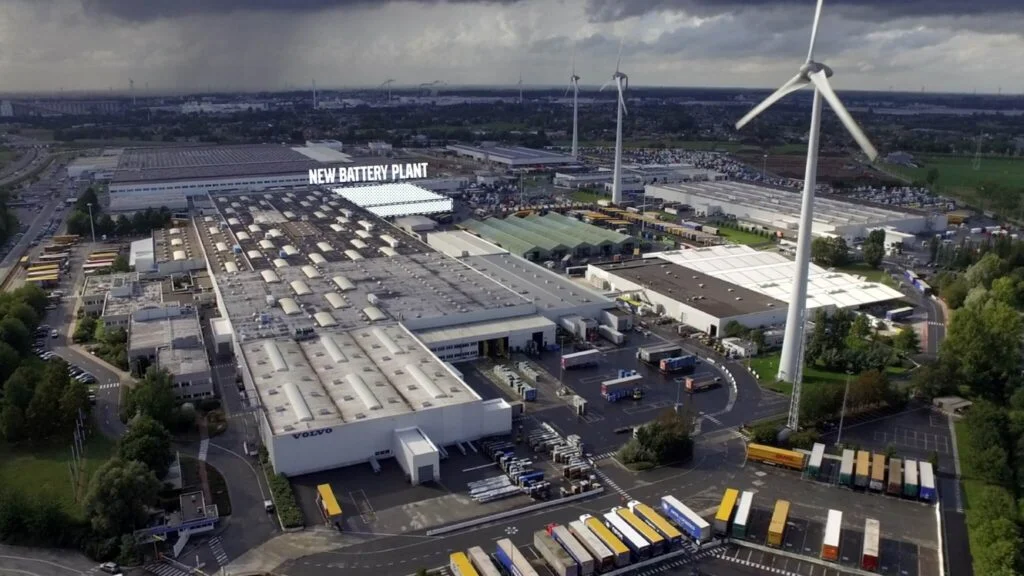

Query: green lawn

[883,155,1024,200]
[570,189,607,203]
[0,433,116,520]
[718,227,774,246]
[837,263,896,286]
[747,352,851,395]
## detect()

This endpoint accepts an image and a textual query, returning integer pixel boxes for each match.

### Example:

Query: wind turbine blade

[807,0,825,63]
[565,83,573,98]
[615,39,624,73]
[599,79,612,92]
[734,73,809,130]
[809,71,879,161]
[571,44,577,75]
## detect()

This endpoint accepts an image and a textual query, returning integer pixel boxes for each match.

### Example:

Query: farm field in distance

[737,151,899,186]
[884,154,1024,199]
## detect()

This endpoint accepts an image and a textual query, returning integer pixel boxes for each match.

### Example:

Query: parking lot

[725,455,941,576]
[460,339,733,456]
[820,405,955,472]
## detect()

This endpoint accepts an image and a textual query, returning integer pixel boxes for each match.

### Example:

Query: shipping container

[450,552,481,576]
[602,511,651,560]
[821,510,843,562]
[601,374,643,396]
[887,458,903,496]
[855,451,871,488]
[684,376,721,393]
[637,344,683,365]
[561,350,601,370]
[870,454,886,492]
[807,443,826,478]
[713,489,740,537]
[919,461,936,502]
[904,459,919,498]
[747,444,807,470]
[534,530,577,576]
[467,546,502,576]
[598,325,625,345]
[568,520,614,572]
[731,491,754,539]
[839,449,855,486]
[580,515,630,568]
[547,524,594,576]
[861,519,880,572]
[661,496,711,543]
[767,500,790,548]
[614,507,665,556]
[658,355,697,375]
[625,501,679,550]
[495,539,540,576]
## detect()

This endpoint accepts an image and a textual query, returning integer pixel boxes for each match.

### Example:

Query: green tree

[84,458,161,537]
[965,253,1003,290]
[59,379,90,429]
[0,316,30,353]
[73,316,97,344]
[25,376,63,440]
[892,327,920,357]
[122,368,176,426]
[926,168,940,186]
[863,242,884,269]
[0,341,21,386]
[110,255,130,273]
[941,299,1023,400]
[6,302,39,331]
[118,414,173,478]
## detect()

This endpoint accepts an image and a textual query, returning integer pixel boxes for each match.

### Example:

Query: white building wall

[109,172,310,212]
[399,302,537,331]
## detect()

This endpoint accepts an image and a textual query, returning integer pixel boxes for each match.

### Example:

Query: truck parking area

[724,459,941,576]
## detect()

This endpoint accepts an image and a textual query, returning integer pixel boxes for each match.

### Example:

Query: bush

[749,421,781,445]
[265,468,304,528]
[787,429,821,450]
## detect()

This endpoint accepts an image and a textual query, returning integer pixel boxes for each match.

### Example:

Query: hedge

[264,468,304,529]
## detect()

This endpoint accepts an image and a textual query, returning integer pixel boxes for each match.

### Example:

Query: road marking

[461,463,496,473]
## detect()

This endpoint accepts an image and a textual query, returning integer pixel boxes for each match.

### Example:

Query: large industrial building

[461,212,635,262]
[194,187,618,477]
[586,244,904,336]
[446,144,577,168]
[644,181,947,240]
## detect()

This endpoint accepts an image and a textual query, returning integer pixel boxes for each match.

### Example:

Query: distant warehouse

[446,143,577,168]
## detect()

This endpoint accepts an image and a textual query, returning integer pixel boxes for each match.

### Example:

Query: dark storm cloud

[79,0,525,21]
[584,0,1024,22]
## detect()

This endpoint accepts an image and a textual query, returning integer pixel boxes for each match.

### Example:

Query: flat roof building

[645,181,947,240]
[446,144,577,167]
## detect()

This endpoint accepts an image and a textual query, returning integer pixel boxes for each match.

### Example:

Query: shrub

[264,468,304,529]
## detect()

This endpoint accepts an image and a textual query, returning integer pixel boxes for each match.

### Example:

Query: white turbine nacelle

[732,0,879,431]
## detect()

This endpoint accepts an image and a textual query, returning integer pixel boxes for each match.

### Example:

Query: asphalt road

[0,543,99,576]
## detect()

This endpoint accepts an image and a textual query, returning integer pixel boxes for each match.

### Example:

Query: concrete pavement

[0,544,97,576]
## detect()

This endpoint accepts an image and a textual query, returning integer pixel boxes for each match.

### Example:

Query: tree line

[65,188,172,240]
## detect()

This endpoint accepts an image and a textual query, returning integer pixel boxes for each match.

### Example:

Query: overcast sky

[1,0,1022,94]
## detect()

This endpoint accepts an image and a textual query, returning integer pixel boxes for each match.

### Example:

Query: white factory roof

[215,242,228,253]
[224,261,239,273]
[301,265,321,279]
[427,230,508,258]
[282,245,299,256]
[261,269,280,283]
[291,280,312,296]
[395,426,439,457]
[309,253,327,265]
[244,329,478,435]
[324,292,347,309]
[415,314,556,347]
[331,183,454,218]
[332,275,355,291]
[279,297,301,315]
[649,245,904,310]
[273,258,289,268]
[173,250,187,261]
[647,181,921,226]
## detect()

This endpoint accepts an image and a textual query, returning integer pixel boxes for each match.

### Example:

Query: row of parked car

[33,325,98,396]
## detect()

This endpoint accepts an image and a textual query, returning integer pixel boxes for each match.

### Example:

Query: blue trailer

[659,355,697,375]
[661,495,711,543]
[496,539,540,576]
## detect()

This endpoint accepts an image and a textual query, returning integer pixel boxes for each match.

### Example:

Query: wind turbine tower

[129,78,135,106]
[565,48,581,159]
[517,66,524,106]
[381,79,395,103]
[734,0,878,432]
[312,79,318,109]
[600,42,628,205]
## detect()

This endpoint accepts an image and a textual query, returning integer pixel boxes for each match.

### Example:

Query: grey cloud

[584,0,1024,22]
[79,0,524,22]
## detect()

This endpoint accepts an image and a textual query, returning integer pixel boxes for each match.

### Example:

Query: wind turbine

[129,78,135,106]
[565,46,581,159]
[734,0,878,432]
[312,78,318,109]
[600,41,628,204]
[380,79,395,103]
[517,65,524,106]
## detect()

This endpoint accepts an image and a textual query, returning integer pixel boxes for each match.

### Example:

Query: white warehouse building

[644,181,946,240]
[244,327,511,478]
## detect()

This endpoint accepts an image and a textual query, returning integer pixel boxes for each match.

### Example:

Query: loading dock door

[532,331,544,349]
[478,336,509,358]
[417,465,435,484]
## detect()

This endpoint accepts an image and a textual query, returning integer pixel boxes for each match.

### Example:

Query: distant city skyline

[0,0,1022,94]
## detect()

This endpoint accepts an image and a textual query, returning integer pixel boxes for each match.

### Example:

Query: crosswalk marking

[95,382,120,390]
[209,536,229,566]
[198,439,209,462]
[145,562,191,576]
[591,466,631,500]
[590,451,617,462]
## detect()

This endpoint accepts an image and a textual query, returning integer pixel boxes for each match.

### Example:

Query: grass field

[570,189,607,203]
[837,263,897,286]
[747,352,850,395]
[718,227,773,246]
[884,155,1024,200]
[0,433,115,519]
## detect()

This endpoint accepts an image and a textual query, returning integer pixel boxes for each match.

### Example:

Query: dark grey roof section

[598,259,785,318]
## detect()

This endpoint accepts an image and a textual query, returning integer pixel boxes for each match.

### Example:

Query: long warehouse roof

[648,244,903,309]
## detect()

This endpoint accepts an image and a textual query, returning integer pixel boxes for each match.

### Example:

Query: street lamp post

[835,370,854,447]
[86,202,96,244]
